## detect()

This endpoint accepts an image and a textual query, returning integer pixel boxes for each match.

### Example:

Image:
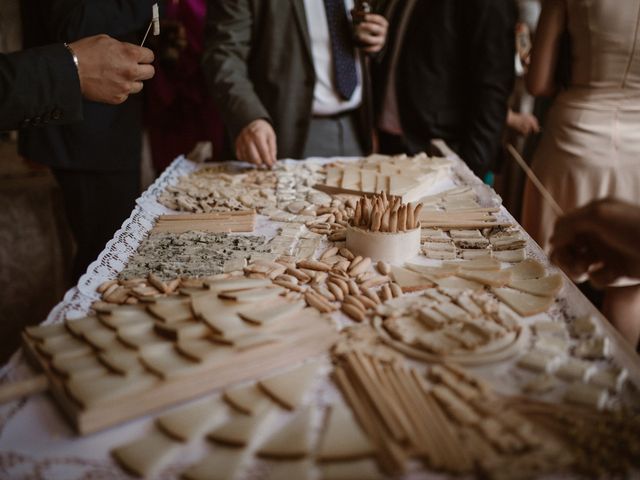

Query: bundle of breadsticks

[351,192,422,233]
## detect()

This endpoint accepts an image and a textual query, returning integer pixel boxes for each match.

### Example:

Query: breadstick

[406,203,414,231]
[354,200,362,227]
[371,209,382,232]
[381,207,391,232]
[398,205,407,232]
[412,203,423,229]
[389,208,398,233]
[362,197,371,226]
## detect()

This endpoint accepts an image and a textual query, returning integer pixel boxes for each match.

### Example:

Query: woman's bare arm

[526,0,567,97]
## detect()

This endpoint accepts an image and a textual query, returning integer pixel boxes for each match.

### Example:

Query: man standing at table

[374,0,516,177]
[203,0,388,166]
[19,0,156,282]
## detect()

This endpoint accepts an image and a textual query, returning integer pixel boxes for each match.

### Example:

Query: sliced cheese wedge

[317,404,375,461]
[157,398,223,441]
[256,407,313,459]
[223,384,270,415]
[182,448,244,480]
[258,361,320,410]
[457,269,511,288]
[389,265,434,292]
[404,263,459,278]
[506,259,545,280]
[493,287,554,317]
[208,411,270,447]
[147,297,194,324]
[112,429,180,477]
[509,274,563,297]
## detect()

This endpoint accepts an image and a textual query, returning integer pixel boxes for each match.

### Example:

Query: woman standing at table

[522,0,640,335]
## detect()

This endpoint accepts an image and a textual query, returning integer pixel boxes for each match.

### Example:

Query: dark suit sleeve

[460,0,515,176]
[202,0,271,142]
[0,44,82,131]
[45,0,155,40]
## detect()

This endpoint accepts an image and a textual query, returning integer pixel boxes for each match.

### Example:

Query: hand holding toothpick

[141,3,160,47]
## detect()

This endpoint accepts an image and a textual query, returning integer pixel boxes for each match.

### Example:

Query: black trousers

[52,169,140,283]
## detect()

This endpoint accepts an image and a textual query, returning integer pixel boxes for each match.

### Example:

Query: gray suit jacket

[203,0,372,160]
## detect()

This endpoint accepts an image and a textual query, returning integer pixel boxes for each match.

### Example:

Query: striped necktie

[323,0,358,100]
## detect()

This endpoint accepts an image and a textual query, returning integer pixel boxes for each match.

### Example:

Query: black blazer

[203,0,373,160]
[375,0,516,176]
[0,44,82,132]
[18,0,154,172]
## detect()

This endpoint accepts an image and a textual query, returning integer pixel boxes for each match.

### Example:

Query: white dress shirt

[303,0,363,116]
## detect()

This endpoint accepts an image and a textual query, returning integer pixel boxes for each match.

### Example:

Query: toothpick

[506,143,564,217]
[141,3,160,47]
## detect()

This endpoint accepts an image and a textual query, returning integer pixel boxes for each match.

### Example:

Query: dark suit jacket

[375,0,516,176]
[18,0,154,172]
[0,44,82,132]
[202,0,373,160]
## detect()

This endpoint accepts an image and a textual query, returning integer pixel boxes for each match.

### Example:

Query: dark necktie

[323,0,358,100]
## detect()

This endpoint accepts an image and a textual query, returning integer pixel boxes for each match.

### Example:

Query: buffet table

[0,142,637,479]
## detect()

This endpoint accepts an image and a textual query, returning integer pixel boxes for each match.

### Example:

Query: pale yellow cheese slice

[389,265,434,292]
[509,274,563,297]
[265,459,312,480]
[182,448,244,480]
[317,404,375,461]
[67,372,157,408]
[157,398,223,441]
[176,338,232,363]
[404,263,459,278]
[98,349,143,375]
[258,361,320,410]
[505,259,545,280]
[64,316,103,337]
[457,269,512,288]
[444,257,501,271]
[83,327,118,350]
[219,287,285,303]
[493,287,554,317]
[140,348,202,379]
[239,300,306,326]
[319,460,384,480]
[206,277,273,293]
[147,297,194,324]
[223,384,270,415]
[256,407,313,459]
[435,276,484,291]
[51,354,106,380]
[112,429,180,477]
[37,334,92,359]
[207,411,270,447]
[191,293,248,336]
[99,306,158,329]
[26,322,67,340]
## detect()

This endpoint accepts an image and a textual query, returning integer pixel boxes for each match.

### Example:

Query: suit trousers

[52,169,140,282]
[302,111,364,159]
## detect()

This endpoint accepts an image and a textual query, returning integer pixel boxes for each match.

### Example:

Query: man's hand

[235,119,277,167]
[550,199,640,287]
[69,34,155,105]
[354,14,388,54]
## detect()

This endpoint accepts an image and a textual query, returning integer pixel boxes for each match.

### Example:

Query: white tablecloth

[0,145,637,479]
